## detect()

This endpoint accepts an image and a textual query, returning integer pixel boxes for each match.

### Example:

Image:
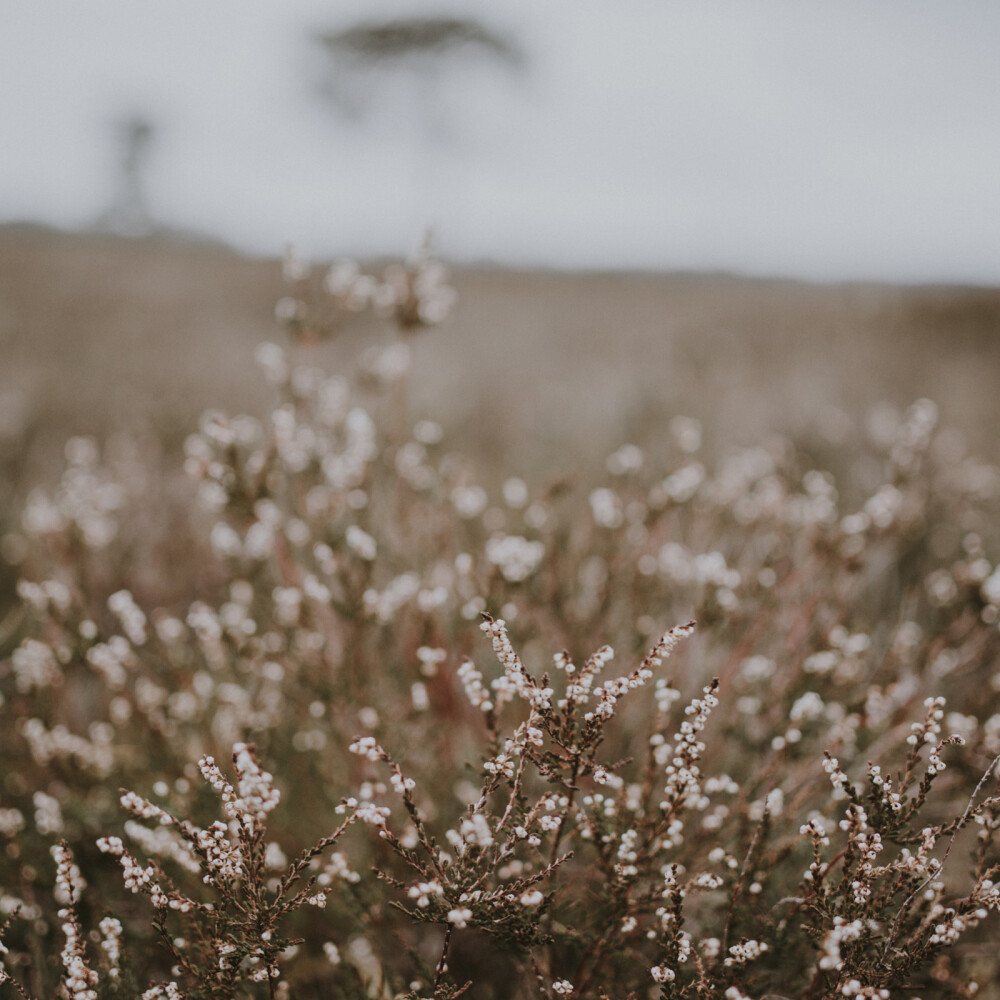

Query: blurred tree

[311,15,526,239]
[96,115,156,237]
[314,16,525,125]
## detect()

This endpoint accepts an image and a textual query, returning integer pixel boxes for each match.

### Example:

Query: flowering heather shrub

[1,250,1000,999]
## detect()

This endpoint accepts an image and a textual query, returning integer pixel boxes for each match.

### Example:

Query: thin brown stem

[434,925,453,996]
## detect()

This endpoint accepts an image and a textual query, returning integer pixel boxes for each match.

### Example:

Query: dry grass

[3,225,999,483]
[1,227,1000,999]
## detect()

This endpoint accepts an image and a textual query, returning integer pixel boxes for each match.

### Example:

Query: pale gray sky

[3,1,999,282]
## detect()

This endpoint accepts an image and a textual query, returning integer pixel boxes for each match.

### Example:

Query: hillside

[2,225,999,488]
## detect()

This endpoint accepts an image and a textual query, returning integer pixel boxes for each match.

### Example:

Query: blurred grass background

[3,225,998,487]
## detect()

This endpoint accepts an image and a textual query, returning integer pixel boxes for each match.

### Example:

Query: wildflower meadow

[1,246,999,999]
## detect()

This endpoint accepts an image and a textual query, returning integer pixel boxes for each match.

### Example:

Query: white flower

[447,907,473,928]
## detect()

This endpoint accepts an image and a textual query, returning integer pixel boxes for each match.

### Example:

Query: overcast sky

[3,2,999,283]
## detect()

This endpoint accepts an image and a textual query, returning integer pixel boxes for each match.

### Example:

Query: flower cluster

[1,249,999,999]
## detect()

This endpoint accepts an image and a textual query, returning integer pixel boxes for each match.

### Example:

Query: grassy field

[2,225,1000,998]
[3,224,1000,485]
